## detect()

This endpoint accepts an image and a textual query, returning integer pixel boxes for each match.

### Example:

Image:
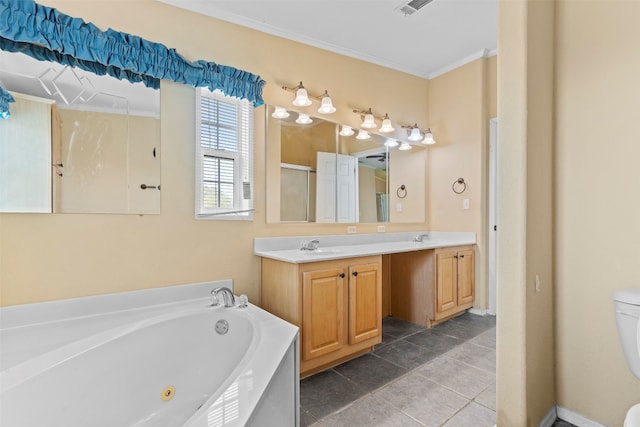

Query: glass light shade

[317,94,336,114]
[384,139,399,148]
[340,125,355,137]
[361,113,377,129]
[295,113,313,125]
[423,129,436,145]
[399,142,412,151]
[292,87,312,107]
[408,127,423,142]
[356,130,371,140]
[379,118,394,133]
[272,106,290,119]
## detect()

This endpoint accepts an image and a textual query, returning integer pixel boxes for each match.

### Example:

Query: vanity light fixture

[398,141,413,151]
[317,90,336,114]
[356,130,371,140]
[423,128,436,145]
[292,82,312,107]
[296,113,313,125]
[272,106,290,119]
[281,81,336,112]
[378,113,395,133]
[340,125,355,137]
[384,139,399,148]
[403,123,425,142]
[360,108,377,129]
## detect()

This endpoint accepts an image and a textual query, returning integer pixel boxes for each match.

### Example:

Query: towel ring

[452,178,467,194]
[397,185,407,199]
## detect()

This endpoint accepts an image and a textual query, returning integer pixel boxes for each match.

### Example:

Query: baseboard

[539,405,558,427]
[556,406,607,427]
[469,308,494,316]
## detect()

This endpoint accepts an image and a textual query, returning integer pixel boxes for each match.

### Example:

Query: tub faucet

[413,233,430,243]
[300,239,320,251]
[211,287,236,307]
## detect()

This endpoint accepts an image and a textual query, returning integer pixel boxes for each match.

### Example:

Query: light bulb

[317,92,336,114]
[292,83,312,107]
[356,130,371,140]
[423,128,435,145]
[399,142,412,151]
[340,125,355,136]
[272,106,290,119]
[361,113,377,129]
[296,113,313,125]
[408,127,423,142]
[379,114,394,133]
[384,139,399,148]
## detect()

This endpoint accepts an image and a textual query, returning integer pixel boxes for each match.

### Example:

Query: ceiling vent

[396,0,435,16]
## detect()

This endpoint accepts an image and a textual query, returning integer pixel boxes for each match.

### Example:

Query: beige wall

[0,0,430,307]
[496,0,530,424]
[498,0,640,425]
[554,0,640,424]
[428,57,495,310]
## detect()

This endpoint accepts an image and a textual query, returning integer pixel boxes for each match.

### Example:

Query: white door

[315,152,336,222]
[488,118,498,315]
[336,153,357,223]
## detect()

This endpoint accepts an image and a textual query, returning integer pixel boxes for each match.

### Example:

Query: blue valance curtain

[0,84,15,119]
[0,0,265,118]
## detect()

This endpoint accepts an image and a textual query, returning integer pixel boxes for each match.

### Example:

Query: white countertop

[254,231,476,263]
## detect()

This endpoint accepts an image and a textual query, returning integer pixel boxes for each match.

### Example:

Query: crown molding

[427,48,498,79]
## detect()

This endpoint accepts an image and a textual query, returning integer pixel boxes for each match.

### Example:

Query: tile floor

[300,313,575,427]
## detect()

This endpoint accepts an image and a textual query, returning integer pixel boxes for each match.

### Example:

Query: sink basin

[301,248,342,256]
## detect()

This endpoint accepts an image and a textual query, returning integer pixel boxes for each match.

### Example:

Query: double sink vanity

[255,231,476,377]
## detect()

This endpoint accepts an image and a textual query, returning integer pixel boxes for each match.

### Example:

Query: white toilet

[613,288,640,427]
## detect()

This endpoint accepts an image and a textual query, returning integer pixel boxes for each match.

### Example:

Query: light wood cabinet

[390,245,475,327]
[261,255,382,377]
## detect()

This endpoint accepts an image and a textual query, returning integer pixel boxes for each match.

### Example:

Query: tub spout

[211,287,236,307]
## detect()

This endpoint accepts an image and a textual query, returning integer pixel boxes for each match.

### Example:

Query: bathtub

[0,280,299,427]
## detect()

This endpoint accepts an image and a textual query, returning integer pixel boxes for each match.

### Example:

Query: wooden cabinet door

[302,267,347,360]
[436,251,458,314]
[348,263,382,345]
[457,249,475,306]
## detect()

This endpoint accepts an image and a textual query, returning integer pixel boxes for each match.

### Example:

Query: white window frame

[195,88,254,220]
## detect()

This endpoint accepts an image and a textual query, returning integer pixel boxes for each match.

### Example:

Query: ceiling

[158,0,498,79]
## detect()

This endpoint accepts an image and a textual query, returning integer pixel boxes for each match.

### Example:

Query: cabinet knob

[459,254,465,258]
[352,271,358,277]
[339,273,345,278]
[454,255,458,259]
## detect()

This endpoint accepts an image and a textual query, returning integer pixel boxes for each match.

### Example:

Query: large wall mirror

[0,49,160,214]
[266,105,426,224]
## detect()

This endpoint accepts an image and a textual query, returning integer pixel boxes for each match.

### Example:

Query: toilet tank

[613,289,640,379]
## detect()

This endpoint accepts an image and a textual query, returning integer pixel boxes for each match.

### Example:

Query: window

[195,88,253,220]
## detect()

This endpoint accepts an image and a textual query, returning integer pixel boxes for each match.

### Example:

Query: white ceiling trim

[427,48,498,80]
[159,0,482,80]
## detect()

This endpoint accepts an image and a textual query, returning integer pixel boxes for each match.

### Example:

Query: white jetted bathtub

[0,280,299,427]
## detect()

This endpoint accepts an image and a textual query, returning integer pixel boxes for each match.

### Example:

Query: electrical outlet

[377,225,386,233]
[347,226,357,234]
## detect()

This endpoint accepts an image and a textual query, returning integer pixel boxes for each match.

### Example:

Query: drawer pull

[352,271,358,277]
[339,273,345,278]
[459,254,465,258]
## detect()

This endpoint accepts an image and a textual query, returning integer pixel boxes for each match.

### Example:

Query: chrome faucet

[300,239,320,251]
[413,233,430,243]
[211,287,236,307]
